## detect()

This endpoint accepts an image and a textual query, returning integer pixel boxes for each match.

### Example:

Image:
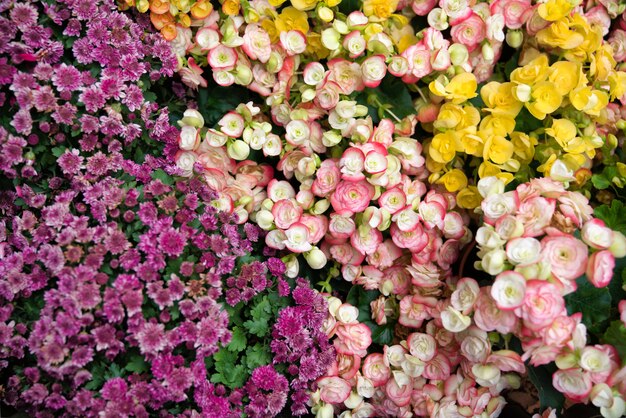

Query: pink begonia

[552,369,593,402]
[541,235,588,282]
[517,280,566,332]
[587,250,616,288]
[334,323,372,357]
[362,353,391,387]
[317,376,352,404]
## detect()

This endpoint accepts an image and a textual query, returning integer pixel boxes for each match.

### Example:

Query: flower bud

[505,30,523,48]
[179,109,205,128]
[482,43,494,62]
[316,403,334,418]
[322,28,341,50]
[234,64,253,85]
[449,43,469,66]
[344,392,362,409]
[609,232,626,258]
[283,255,299,278]
[266,51,284,73]
[227,140,250,160]
[591,383,614,408]
[255,209,274,230]
[304,247,328,269]
[513,84,532,102]
[318,6,334,22]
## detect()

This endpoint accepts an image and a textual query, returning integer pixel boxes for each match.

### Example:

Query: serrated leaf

[243,317,269,337]
[527,363,565,412]
[125,354,148,374]
[591,174,611,190]
[245,343,271,370]
[602,321,626,366]
[228,327,247,352]
[595,201,626,235]
[564,276,611,336]
[51,146,66,157]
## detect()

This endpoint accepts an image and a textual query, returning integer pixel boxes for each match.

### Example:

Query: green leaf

[125,354,148,374]
[245,343,271,370]
[527,363,565,412]
[595,201,626,235]
[228,327,247,352]
[564,275,611,336]
[592,174,611,190]
[346,286,379,323]
[337,0,360,16]
[51,146,66,157]
[372,75,416,121]
[370,321,395,346]
[150,169,174,186]
[514,107,543,133]
[243,316,269,337]
[602,321,626,366]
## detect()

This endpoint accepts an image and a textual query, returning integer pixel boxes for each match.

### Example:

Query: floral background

[2,0,626,416]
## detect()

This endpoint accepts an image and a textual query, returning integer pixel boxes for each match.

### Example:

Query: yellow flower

[290,0,318,11]
[433,104,480,130]
[461,130,484,157]
[526,81,563,120]
[536,19,584,50]
[429,131,462,164]
[363,0,399,20]
[608,71,626,100]
[479,115,516,136]
[457,186,482,209]
[222,0,240,15]
[538,0,573,21]
[306,33,330,60]
[510,131,537,162]
[483,134,514,165]
[537,154,557,175]
[326,0,341,6]
[437,169,468,192]
[429,73,478,104]
[269,0,287,6]
[478,162,515,183]
[590,45,616,82]
[425,157,447,174]
[569,87,609,116]
[274,7,309,34]
[261,19,279,43]
[481,82,523,117]
[545,119,587,154]
[548,61,580,96]
[510,54,549,86]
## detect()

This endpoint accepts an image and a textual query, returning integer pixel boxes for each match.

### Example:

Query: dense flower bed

[2,0,626,416]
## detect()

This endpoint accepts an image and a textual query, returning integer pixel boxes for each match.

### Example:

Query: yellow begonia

[537,154,557,174]
[590,45,617,82]
[545,119,591,155]
[526,81,563,120]
[363,0,399,20]
[569,87,609,116]
[479,115,516,137]
[483,134,514,165]
[608,71,626,100]
[429,73,478,104]
[461,130,484,157]
[274,7,309,33]
[306,33,330,59]
[478,162,515,183]
[536,19,584,50]
[510,55,549,86]
[538,0,573,21]
[433,104,480,130]
[510,132,537,162]
[429,131,462,163]
[437,169,468,192]
[290,0,318,11]
[548,61,580,96]
[481,82,523,118]
[457,186,482,209]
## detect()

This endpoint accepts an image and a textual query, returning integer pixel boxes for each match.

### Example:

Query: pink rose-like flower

[517,196,555,237]
[490,0,531,29]
[582,219,614,250]
[587,250,615,288]
[474,287,518,334]
[609,29,626,62]
[330,180,375,215]
[271,199,303,230]
[299,214,328,245]
[207,44,238,70]
[317,376,352,404]
[450,13,486,52]
[334,323,372,357]
[412,0,438,15]
[541,235,588,282]
[390,223,429,252]
[517,280,566,331]
[337,353,361,380]
[398,294,437,328]
[312,160,340,197]
[361,55,387,88]
[552,369,593,402]
[543,315,577,347]
[242,24,272,63]
[385,373,413,407]
[422,353,452,380]
[407,332,437,362]
[491,271,526,310]
[363,353,391,387]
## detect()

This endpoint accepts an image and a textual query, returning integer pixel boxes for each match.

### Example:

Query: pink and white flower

[491,271,526,310]
[587,250,615,288]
